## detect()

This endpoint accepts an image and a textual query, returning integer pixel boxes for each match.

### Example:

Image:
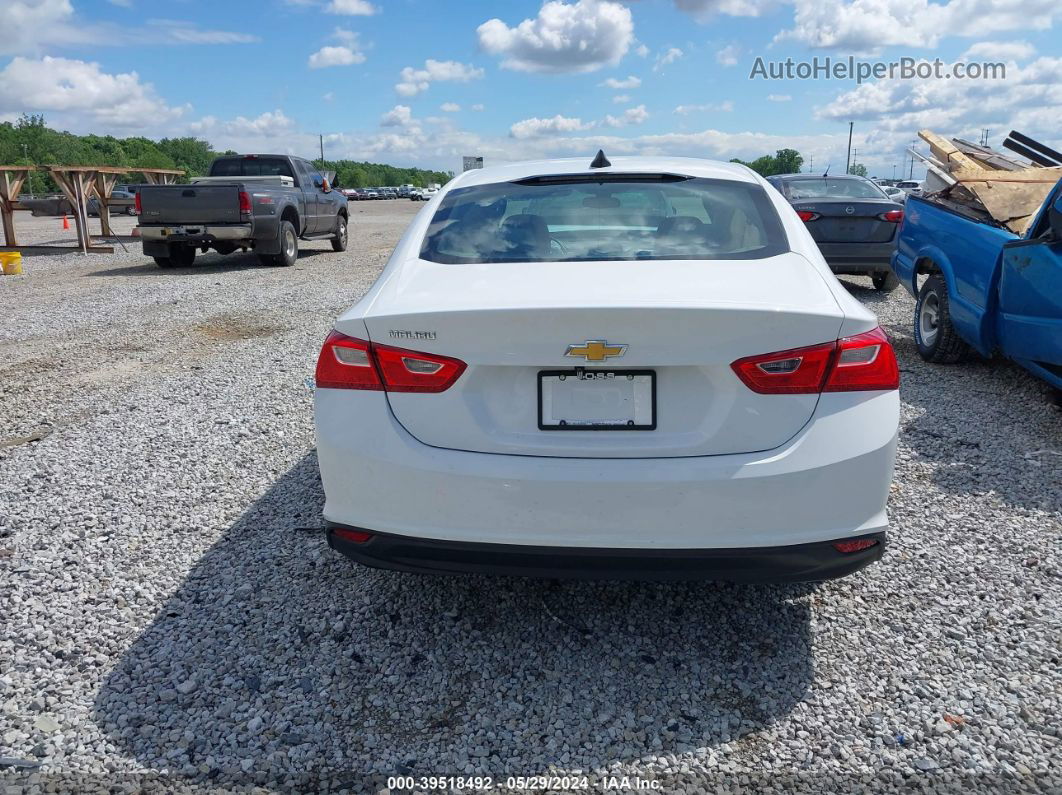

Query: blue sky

[2,0,1060,177]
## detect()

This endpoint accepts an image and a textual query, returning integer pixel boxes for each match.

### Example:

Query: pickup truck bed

[891,185,1062,391]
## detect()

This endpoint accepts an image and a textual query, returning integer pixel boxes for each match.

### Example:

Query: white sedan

[314,154,899,581]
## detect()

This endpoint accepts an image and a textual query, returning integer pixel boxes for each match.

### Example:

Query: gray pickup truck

[136,154,349,268]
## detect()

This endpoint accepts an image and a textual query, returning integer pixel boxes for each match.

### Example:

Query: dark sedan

[766,174,904,291]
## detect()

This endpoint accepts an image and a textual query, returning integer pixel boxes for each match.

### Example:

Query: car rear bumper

[315,389,898,556]
[137,223,252,242]
[816,242,896,274]
[326,525,886,582]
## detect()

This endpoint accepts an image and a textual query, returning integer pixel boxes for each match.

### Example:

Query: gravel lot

[1,201,1059,793]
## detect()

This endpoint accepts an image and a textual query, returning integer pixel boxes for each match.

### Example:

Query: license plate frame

[538,369,656,431]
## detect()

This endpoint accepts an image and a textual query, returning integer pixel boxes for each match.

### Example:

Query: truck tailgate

[139,184,242,224]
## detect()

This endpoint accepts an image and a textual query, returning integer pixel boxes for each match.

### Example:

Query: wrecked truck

[890,176,1062,391]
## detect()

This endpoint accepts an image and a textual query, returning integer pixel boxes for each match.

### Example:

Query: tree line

[0,114,451,194]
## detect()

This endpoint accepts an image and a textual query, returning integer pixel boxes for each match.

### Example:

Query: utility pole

[845,122,854,174]
[319,134,325,161]
[808,155,813,173]
[892,164,897,179]
[851,148,858,174]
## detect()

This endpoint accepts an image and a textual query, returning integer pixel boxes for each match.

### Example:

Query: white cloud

[478,0,633,74]
[145,19,257,44]
[440,102,461,112]
[323,92,335,102]
[0,0,258,54]
[600,75,641,89]
[603,104,649,127]
[716,43,740,66]
[380,105,414,127]
[961,40,1036,61]
[653,47,683,71]
[674,101,734,114]
[777,0,1062,52]
[326,0,377,14]
[510,114,595,138]
[767,94,791,102]
[308,45,365,68]
[0,55,187,128]
[635,42,650,57]
[395,59,484,96]
[471,103,485,111]
[816,56,1062,172]
[613,94,631,103]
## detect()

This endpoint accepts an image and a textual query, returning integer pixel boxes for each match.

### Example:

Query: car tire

[153,256,174,268]
[261,220,297,267]
[914,274,971,363]
[331,215,348,252]
[169,244,196,267]
[872,271,899,292]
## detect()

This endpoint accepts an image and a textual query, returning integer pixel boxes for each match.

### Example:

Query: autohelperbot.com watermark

[749,55,1006,84]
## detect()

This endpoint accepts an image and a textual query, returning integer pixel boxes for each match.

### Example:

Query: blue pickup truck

[891,177,1062,391]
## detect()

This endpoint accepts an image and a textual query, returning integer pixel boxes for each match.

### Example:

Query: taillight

[314,330,466,393]
[833,538,879,554]
[238,190,252,215]
[372,344,466,393]
[731,326,899,394]
[823,327,899,392]
[134,190,142,215]
[796,210,820,222]
[730,341,836,394]
[879,209,904,223]
[315,331,382,390]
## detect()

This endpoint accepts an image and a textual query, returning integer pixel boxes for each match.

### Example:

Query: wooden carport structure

[0,165,185,254]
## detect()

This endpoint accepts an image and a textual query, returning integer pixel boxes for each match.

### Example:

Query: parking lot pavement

[0,201,1059,792]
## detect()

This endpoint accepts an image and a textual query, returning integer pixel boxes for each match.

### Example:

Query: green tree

[848,162,868,177]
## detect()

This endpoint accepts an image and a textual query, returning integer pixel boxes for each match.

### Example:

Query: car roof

[447,156,759,189]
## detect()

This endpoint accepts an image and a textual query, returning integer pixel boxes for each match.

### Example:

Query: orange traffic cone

[62,215,70,230]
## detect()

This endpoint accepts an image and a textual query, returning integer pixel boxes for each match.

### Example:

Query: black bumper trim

[325,524,886,582]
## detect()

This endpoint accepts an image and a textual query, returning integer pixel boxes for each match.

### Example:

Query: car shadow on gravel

[93,452,814,787]
[86,249,333,277]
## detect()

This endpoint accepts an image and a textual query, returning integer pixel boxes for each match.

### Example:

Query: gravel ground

[1,201,1059,794]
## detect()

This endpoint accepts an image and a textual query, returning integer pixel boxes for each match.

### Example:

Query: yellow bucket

[0,251,22,275]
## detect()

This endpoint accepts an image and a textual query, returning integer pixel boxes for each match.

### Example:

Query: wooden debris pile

[912,129,1062,235]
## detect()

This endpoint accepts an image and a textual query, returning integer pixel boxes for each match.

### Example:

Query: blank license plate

[538,370,655,430]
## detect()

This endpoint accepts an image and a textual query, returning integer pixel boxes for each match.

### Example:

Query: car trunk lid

[346,253,846,458]
[794,199,898,243]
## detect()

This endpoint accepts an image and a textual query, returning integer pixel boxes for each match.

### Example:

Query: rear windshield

[209,157,294,179]
[420,176,788,263]
[784,178,888,200]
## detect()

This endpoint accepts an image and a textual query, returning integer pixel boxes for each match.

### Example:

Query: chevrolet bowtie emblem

[565,340,627,361]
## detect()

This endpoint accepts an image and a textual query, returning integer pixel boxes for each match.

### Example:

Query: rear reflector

[833,538,879,554]
[731,326,899,394]
[314,330,466,393]
[134,190,142,215]
[879,209,904,223]
[797,211,820,222]
[238,191,252,215]
[333,527,373,543]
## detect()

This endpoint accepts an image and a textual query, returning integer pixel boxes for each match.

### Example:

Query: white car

[896,180,923,198]
[314,154,899,581]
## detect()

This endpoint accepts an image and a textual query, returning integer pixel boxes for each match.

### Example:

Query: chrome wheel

[338,220,347,245]
[919,291,939,346]
[284,227,297,260]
